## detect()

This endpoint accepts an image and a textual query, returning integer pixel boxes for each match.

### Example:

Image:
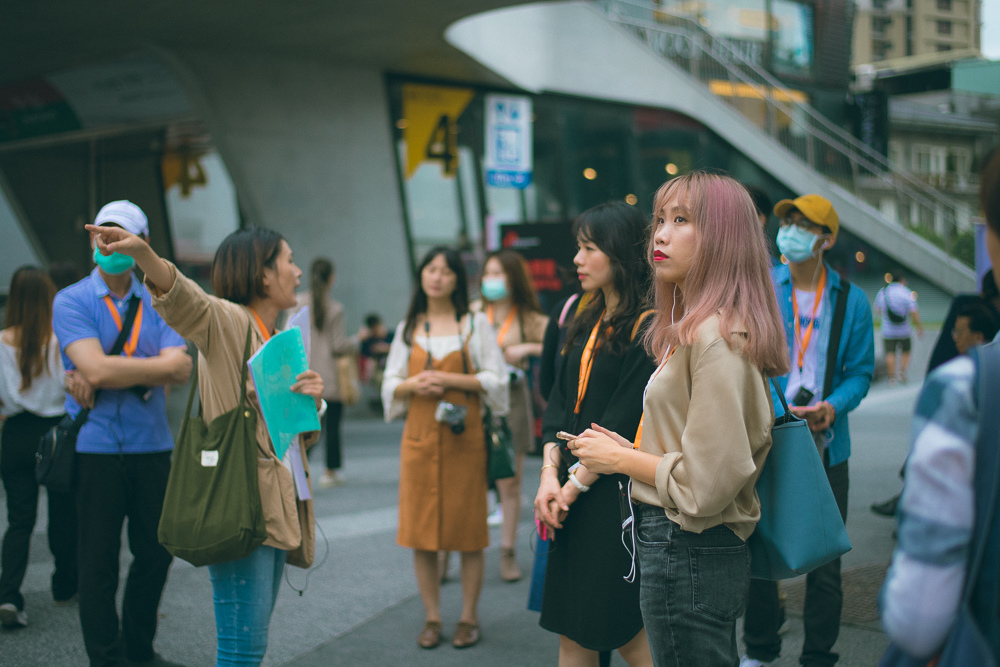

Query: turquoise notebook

[247,327,320,460]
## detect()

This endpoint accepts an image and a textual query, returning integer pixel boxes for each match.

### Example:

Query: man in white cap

[52,200,191,667]
[741,194,875,667]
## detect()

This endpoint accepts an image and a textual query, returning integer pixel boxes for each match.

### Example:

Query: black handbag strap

[822,280,850,400]
[963,341,1000,605]
[70,295,142,429]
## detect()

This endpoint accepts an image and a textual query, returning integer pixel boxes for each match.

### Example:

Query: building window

[936,0,951,11]
[937,20,952,35]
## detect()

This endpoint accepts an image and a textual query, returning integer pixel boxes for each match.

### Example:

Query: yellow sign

[401,83,474,180]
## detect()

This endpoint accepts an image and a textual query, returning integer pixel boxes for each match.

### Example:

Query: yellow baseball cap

[774,194,839,237]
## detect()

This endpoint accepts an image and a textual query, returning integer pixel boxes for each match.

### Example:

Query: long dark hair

[402,246,469,344]
[211,227,284,305]
[483,248,543,314]
[5,266,57,391]
[310,258,334,330]
[564,201,651,356]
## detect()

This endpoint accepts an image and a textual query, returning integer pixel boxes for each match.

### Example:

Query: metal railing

[596,0,974,265]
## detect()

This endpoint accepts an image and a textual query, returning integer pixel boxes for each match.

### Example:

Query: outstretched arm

[86,224,174,295]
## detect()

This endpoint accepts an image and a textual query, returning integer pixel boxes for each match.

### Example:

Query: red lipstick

[653,250,667,261]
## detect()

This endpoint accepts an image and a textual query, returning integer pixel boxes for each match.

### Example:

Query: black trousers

[324,401,344,471]
[76,451,173,667]
[743,454,850,667]
[0,411,78,610]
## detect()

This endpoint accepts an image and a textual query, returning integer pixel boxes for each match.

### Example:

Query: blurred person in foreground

[0,267,77,629]
[55,201,191,667]
[879,146,1000,662]
[472,248,548,582]
[88,222,324,666]
[381,246,508,650]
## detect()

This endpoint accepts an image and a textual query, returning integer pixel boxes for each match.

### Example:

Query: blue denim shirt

[771,264,875,466]
[52,268,186,454]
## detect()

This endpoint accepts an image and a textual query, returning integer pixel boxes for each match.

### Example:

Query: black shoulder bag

[36,295,141,493]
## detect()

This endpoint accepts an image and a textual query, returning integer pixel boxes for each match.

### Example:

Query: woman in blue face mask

[472,249,548,582]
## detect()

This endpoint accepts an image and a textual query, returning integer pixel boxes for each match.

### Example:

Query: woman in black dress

[534,201,655,665]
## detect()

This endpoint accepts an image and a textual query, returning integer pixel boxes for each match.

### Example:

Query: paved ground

[0,330,938,666]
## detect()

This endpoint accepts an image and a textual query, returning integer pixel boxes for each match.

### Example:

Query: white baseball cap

[94,200,149,237]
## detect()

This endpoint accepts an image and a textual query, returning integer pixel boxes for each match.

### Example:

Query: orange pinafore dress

[396,323,489,552]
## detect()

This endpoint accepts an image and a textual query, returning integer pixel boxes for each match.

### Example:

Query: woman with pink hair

[569,172,789,666]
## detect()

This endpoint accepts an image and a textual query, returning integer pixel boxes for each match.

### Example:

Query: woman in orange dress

[382,246,508,650]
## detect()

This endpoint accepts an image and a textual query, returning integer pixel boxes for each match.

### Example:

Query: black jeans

[324,401,344,470]
[637,507,751,667]
[743,455,850,667]
[0,411,78,610]
[77,451,173,667]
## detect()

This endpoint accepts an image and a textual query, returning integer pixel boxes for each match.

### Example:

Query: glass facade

[385,77,938,313]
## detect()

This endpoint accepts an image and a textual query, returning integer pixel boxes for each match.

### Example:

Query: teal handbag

[748,379,852,580]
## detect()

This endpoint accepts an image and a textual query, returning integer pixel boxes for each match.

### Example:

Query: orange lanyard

[102,296,143,357]
[633,347,675,449]
[249,308,272,342]
[792,267,827,371]
[487,305,518,347]
[574,310,605,415]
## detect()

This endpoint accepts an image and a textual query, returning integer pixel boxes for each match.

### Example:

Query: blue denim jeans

[208,546,286,666]
[635,506,750,667]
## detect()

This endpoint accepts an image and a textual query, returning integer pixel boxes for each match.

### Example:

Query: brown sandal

[452,621,480,648]
[417,620,443,649]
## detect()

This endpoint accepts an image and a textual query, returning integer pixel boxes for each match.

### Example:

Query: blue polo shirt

[52,268,186,454]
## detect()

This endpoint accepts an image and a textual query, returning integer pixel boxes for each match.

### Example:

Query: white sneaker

[487,507,504,527]
[0,603,27,628]
[739,656,771,667]
[319,470,346,488]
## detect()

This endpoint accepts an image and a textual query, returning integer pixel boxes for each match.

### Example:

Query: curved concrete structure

[446,1,976,294]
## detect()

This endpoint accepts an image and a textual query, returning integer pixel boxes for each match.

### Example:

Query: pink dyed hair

[643,172,790,377]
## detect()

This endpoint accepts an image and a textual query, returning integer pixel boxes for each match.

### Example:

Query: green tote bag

[158,327,268,567]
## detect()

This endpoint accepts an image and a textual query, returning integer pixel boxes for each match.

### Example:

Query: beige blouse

[630,314,774,541]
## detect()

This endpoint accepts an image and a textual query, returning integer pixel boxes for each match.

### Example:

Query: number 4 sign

[401,83,474,180]
[485,95,532,189]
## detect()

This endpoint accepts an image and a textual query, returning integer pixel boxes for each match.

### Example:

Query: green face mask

[93,245,135,275]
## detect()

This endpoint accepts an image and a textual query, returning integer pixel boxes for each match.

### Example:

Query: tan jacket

[630,315,774,541]
[148,262,317,566]
[291,293,358,402]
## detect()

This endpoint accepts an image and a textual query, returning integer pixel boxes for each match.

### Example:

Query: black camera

[792,387,815,407]
[434,401,468,435]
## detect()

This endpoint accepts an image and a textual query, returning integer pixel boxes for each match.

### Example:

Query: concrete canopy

[0,0,540,85]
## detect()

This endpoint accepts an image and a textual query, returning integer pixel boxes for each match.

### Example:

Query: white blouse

[382,311,509,422]
[0,333,66,418]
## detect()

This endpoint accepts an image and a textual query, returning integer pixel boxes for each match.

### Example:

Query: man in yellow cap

[741,194,875,667]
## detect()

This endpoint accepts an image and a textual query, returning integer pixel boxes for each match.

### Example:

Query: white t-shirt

[875,283,917,339]
[785,288,824,407]
[0,332,66,418]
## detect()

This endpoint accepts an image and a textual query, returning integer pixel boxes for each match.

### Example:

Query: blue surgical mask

[93,245,135,275]
[481,277,508,301]
[776,225,822,263]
